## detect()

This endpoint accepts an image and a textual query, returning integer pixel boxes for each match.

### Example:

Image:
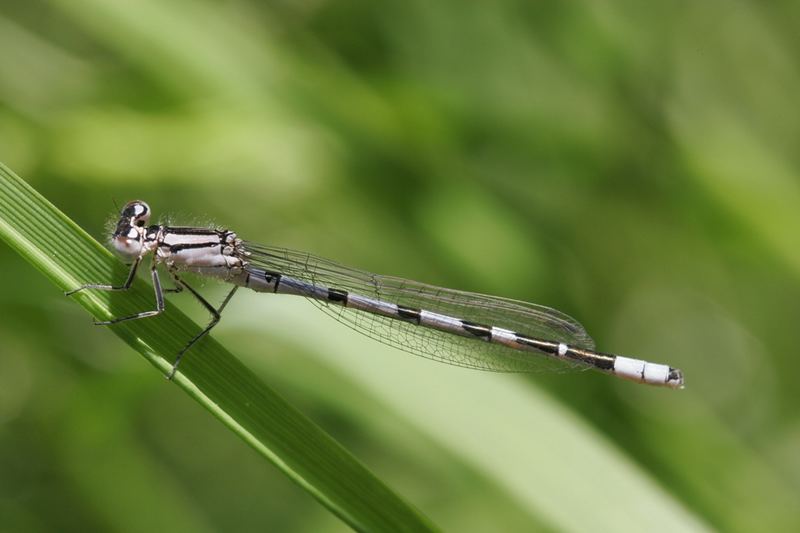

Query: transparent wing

[243,243,596,373]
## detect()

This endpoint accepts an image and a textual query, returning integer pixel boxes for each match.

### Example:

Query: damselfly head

[111,200,151,258]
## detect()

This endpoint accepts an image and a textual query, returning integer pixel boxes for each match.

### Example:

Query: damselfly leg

[166,275,239,379]
[67,256,236,379]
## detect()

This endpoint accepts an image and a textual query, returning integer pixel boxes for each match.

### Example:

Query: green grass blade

[0,162,436,533]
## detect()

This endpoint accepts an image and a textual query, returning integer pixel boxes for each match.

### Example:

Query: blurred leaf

[0,162,435,532]
[233,297,711,533]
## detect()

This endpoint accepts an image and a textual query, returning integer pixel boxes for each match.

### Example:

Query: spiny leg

[166,276,239,380]
[93,255,166,325]
[65,255,142,296]
[163,270,183,294]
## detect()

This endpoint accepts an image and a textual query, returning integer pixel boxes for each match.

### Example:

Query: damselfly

[67,201,684,388]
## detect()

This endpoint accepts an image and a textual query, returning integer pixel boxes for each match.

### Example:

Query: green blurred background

[1,1,799,531]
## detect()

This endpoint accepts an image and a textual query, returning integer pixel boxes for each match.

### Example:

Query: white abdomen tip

[613,356,645,381]
[643,362,669,384]
[614,356,684,388]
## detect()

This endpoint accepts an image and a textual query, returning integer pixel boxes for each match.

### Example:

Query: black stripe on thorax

[327,288,349,304]
[166,242,222,253]
[164,226,225,236]
[397,305,422,324]
[462,321,492,339]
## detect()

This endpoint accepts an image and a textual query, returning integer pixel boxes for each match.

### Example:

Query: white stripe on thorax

[162,232,221,246]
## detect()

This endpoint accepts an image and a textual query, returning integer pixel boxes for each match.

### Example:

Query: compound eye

[122,200,151,225]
